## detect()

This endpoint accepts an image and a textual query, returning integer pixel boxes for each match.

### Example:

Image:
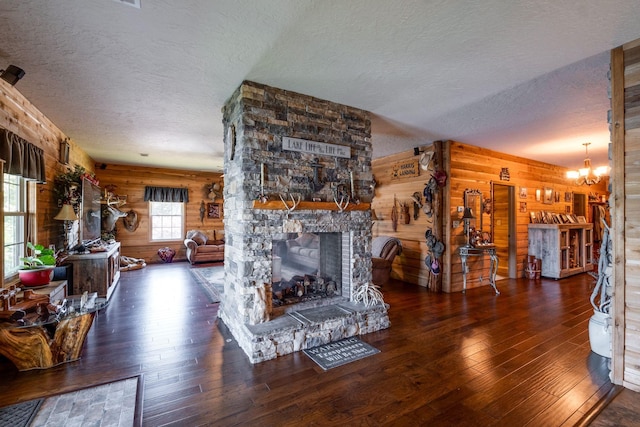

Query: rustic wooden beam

[610,45,625,386]
[252,200,371,211]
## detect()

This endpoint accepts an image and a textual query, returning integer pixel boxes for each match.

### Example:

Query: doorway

[492,183,517,278]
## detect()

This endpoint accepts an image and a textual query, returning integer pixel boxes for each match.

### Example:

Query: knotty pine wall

[0,79,95,256]
[372,140,608,293]
[610,40,640,391]
[94,164,222,263]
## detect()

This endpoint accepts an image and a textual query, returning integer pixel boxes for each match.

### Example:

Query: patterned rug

[0,398,42,427]
[189,266,225,303]
[0,376,142,427]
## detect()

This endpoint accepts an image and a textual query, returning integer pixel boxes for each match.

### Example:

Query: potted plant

[18,243,57,287]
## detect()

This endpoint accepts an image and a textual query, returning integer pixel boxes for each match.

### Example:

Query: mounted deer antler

[333,193,350,212]
[279,193,301,214]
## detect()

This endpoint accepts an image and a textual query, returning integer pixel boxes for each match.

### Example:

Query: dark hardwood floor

[0,263,616,426]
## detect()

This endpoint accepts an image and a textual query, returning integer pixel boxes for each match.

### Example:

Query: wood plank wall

[373,140,609,293]
[94,164,222,263]
[611,38,640,392]
[371,144,446,290]
[0,80,94,254]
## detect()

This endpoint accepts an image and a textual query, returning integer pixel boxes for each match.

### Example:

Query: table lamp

[462,207,475,247]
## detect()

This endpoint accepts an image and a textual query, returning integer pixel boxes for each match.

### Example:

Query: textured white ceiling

[1,0,638,172]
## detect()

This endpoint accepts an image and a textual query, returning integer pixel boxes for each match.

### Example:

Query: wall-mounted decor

[564,191,573,202]
[227,124,236,161]
[520,202,527,213]
[536,189,541,202]
[391,159,419,180]
[519,187,527,198]
[555,191,560,203]
[283,136,351,158]
[207,202,220,219]
[565,205,571,213]
[59,138,70,164]
[543,188,553,204]
[500,167,510,181]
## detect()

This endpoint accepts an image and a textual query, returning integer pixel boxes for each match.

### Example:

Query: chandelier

[566,142,608,185]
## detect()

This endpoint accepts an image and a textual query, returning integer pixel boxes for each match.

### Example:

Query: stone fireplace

[219,81,389,363]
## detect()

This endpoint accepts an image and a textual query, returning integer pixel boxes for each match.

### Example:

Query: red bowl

[18,268,54,287]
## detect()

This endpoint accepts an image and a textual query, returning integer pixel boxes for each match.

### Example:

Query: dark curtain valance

[0,129,46,183]
[143,186,189,203]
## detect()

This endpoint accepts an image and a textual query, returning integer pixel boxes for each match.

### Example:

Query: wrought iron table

[459,244,500,295]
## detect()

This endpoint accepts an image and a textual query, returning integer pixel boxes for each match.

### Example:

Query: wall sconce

[59,138,70,164]
[0,65,25,86]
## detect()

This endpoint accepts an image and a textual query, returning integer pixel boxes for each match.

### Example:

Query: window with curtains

[149,202,184,241]
[3,174,33,278]
[144,186,189,241]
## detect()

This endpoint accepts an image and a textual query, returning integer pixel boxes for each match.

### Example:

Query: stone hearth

[218,81,389,363]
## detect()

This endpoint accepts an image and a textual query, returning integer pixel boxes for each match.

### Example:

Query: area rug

[0,375,143,427]
[303,337,380,371]
[189,266,225,303]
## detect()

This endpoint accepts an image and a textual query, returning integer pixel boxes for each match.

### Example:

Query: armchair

[371,236,402,286]
[184,230,225,264]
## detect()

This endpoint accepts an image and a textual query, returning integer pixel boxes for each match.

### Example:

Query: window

[3,174,29,277]
[149,201,184,241]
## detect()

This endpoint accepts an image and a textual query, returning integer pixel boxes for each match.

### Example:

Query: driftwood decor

[0,311,95,371]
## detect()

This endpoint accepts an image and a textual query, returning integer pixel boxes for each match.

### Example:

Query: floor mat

[303,337,380,370]
[189,266,225,303]
[0,398,42,427]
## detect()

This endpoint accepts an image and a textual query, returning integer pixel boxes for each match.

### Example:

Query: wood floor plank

[0,262,616,426]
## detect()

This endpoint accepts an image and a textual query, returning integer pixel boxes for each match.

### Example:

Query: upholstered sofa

[184,230,225,264]
[284,233,320,270]
[371,236,403,286]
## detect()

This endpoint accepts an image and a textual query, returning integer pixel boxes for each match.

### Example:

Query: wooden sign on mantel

[391,159,419,180]
[283,137,351,158]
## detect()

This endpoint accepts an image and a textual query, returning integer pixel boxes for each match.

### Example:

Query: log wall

[94,164,222,263]
[610,39,640,391]
[0,80,94,258]
[372,140,608,293]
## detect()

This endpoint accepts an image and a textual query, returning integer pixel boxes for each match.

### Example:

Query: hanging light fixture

[566,142,609,186]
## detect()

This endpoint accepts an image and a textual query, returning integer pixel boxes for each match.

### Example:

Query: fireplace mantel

[252,200,371,212]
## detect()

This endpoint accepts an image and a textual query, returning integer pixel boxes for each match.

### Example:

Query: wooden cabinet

[528,224,593,279]
[66,242,120,300]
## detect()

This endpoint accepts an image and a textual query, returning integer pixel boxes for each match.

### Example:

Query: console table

[66,242,120,300]
[459,244,500,295]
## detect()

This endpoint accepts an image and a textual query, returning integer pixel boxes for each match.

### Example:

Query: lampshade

[54,204,78,221]
[462,207,475,220]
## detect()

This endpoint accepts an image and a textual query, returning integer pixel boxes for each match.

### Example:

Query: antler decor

[279,193,301,214]
[333,193,350,212]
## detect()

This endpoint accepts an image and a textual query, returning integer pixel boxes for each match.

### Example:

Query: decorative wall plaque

[391,159,419,180]
[282,137,351,158]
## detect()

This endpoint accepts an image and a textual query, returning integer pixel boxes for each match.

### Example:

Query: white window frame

[149,201,184,242]
[3,174,32,279]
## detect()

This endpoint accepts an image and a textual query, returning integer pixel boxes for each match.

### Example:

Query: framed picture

[543,188,553,204]
[519,202,527,213]
[536,189,541,202]
[565,205,571,214]
[519,187,527,199]
[207,202,220,219]
[555,191,560,203]
[564,192,572,203]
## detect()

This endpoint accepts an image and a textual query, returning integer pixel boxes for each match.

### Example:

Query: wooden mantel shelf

[252,200,371,212]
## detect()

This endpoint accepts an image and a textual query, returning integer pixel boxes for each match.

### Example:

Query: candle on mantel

[349,171,355,195]
[260,163,265,191]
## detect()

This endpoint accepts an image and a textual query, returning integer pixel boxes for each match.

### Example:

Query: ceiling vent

[112,0,141,9]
